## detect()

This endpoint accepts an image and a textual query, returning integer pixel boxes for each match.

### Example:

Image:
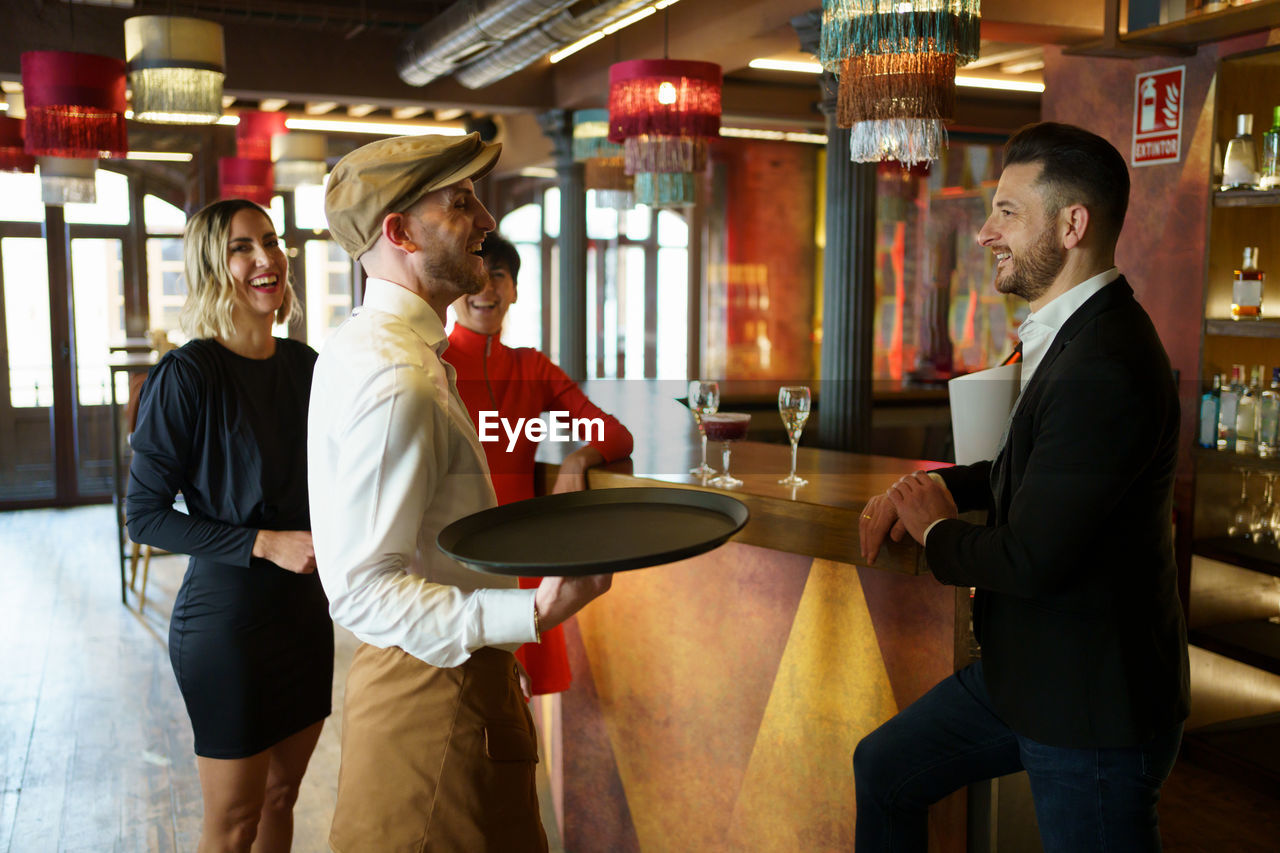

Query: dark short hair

[478,232,521,281]
[1003,121,1130,245]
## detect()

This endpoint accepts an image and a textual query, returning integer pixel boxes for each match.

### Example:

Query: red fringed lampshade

[607,59,721,208]
[236,110,288,160]
[219,157,274,205]
[607,59,722,144]
[20,51,128,158]
[0,117,36,173]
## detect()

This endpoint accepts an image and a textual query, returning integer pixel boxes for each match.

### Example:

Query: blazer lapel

[987,277,1134,516]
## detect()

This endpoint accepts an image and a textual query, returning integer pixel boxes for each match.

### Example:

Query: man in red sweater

[444,233,633,693]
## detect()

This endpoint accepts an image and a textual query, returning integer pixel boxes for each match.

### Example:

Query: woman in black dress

[127,199,333,852]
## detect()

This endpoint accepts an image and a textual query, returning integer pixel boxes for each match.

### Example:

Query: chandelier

[820,0,980,165]
[20,51,128,159]
[607,59,721,208]
[573,109,633,209]
[124,16,226,125]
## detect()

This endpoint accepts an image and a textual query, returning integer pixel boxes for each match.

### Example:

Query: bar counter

[532,389,966,852]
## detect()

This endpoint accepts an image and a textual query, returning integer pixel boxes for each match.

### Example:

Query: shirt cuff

[922,472,950,546]
[474,587,540,647]
[923,518,945,545]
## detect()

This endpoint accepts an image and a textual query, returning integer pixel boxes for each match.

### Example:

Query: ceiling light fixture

[126,150,194,162]
[124,16,225,125]
[549,0,681,65]
[284,117,465,136]
[21,51,128,158]
[750,54,1043,94]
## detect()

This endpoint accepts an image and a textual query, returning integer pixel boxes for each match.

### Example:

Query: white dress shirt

[1017,267,1119,390]
[308,277,537,668]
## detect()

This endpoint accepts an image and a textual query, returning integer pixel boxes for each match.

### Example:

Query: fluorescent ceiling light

[285,117,465,136]
[721,126,826,145]
[258,98,288,112]
[520,166,557,178]
[749,58,822,74]
[550,32,604,64]
[435,108,464,121]
[217,115,239,125]
[955,76,1044,93]
[127,151,194,162]
[549,0,680,64]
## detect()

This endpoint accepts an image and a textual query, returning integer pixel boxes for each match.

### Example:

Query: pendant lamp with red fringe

[20,51,128,159]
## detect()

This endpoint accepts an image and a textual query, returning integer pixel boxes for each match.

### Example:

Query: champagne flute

[777,385,811,486]
[688,380,720,476]
[705,413,751,488]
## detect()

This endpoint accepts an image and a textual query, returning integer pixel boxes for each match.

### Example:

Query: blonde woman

[127,198,333,852]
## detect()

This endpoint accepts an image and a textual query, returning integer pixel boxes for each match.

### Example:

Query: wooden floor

[1,505,1278,852]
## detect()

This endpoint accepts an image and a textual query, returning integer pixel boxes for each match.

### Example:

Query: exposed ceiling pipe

[454,0,654,90]
[396,0,580,87]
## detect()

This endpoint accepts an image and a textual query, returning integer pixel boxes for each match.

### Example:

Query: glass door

[0,236,55,502]
[70,237,126,496]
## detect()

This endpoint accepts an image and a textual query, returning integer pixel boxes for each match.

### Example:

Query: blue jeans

[853,662,1183,852]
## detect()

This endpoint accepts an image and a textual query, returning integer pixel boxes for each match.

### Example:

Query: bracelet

[532,604,542,644]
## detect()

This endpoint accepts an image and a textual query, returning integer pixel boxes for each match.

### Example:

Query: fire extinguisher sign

[1132,66,1185,167]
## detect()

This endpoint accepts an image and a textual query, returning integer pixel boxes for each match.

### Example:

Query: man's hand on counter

[859,492,907,564]
[886,470,958,548]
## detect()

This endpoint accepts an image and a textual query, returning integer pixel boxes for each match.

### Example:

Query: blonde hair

[179,199,300,339]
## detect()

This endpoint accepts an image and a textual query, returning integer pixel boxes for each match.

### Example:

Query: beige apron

[329,644,548,853]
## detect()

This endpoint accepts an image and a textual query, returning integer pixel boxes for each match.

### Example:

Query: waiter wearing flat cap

[308,132,612,852]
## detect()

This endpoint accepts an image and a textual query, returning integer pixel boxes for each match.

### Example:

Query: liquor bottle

[1259,367,1280,457]
[1223,113,1260,190]
[1232,247,1264,319]
[1199,374,1222,449]
[1262,106,1280,191]
[1219,364,1244,450]
[1236,365,1262,454]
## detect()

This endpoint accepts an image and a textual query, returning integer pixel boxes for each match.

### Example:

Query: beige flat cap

[324,132,501,259]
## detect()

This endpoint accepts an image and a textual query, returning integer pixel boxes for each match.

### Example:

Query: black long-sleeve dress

[126,337,333,759]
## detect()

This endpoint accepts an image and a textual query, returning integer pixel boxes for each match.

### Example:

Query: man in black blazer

[855,122,1189,852]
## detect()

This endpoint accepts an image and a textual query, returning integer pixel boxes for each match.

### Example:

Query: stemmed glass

[777,386,811,487]
[1255,473,1278,546]
[705,413,751,489]
[1227,468,1260,540]
[687,380,720,476]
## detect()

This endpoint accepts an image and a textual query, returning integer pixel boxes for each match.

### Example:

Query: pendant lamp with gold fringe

[124,16,226,125]
[572,109,633,209]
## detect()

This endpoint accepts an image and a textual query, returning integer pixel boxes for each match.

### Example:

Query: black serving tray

[437,487,749,576]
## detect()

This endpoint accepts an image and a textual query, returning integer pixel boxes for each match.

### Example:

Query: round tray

[436,487,749,576]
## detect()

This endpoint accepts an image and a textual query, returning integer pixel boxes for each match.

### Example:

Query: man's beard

[995,223,1065,303]
[423,246,485,295]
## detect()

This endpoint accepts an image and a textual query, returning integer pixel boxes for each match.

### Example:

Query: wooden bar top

[533,382,952,575]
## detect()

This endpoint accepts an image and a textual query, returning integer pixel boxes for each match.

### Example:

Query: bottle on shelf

[1262,106,1280,191]
[1222,113,1260,191]
[1236,365,1261,455]
[1231,247,1264,320]
[1259,368,1280,457]
[1200,374,1222,450]
[1219,364,1245,451]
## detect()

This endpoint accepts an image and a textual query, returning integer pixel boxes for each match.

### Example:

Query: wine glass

[1227,468,1259,539]
[687,380,720,476]
[705,413,751,489]
[1255,473,1278,546]
[777,386,811,487]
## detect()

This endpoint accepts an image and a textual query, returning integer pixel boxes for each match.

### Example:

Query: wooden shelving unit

[1216,189,1280,208]
[1066,0,1280,57]
[1193,536,1280,578]
[1205,318,1280,338]
[1190,619,1280,676]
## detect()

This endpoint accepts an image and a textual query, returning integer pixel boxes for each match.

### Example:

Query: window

[145,195,189,344]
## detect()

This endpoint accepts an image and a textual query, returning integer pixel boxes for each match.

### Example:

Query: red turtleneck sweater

[444,323,633,504]
[443,323,633,694]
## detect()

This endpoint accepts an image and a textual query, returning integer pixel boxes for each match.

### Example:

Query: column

[793,10,876,453]
[538,108,588,381]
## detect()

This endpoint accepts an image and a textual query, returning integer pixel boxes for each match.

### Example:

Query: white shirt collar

[1017,267,1120,390]
[360,277,448,354]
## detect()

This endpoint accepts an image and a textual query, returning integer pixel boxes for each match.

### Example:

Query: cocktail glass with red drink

[703,412,751,488]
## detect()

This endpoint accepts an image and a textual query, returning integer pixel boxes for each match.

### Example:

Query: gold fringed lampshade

[38,156,97,205]
[124,16,226,125]
[607,59,721,208]
[219,156,273,205]
[20,51,128,158]
[573,109,633,209]
[820,0,981,166]
[271,132,327,189]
